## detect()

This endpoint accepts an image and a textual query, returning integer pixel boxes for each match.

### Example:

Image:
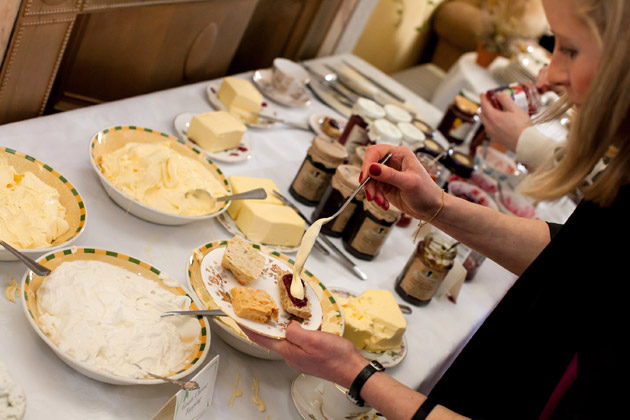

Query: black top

[428,186,629,419]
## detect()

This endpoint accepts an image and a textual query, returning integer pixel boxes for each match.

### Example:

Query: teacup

[271,58,309,96]
[320,380,371,419]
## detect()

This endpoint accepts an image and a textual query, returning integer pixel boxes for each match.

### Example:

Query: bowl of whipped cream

[0,147,87,261]
[21,246,210,385]
[89,126,232,225]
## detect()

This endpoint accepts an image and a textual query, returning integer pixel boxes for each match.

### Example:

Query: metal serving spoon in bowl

[184,187,267,208]
[0,240,51,276]
[133,364,200,390]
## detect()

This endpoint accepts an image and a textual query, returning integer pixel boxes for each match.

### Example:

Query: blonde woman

[245,0,627,418]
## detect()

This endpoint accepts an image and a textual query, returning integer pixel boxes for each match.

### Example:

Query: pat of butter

[218,77,263,124]
[226,176,284,220]
[187,111,246,153]
[337,289,406,352]
[235,202,304,247]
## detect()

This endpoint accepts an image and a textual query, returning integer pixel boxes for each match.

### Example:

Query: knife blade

[273,190,368,281]
[304,65,357,106]
[253,113,311,131]
[341,59,407,103]
[161,309,227,317]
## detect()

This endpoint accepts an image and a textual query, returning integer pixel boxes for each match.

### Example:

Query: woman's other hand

[359,145,443,220]
[480,93,530,152]
[242,321,368,389]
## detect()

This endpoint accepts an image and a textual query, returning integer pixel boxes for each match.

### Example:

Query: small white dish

[205,80,278,129]
[173,112,252,163]
[290,373,376,420]
[253,69,311,107]
[308,113,347,141]
[200,245,322,339]
[330,287,408,368]
[215,212,300,254]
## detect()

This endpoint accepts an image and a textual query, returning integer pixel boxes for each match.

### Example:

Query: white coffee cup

[320,380,371,419]
[271,58,309,96]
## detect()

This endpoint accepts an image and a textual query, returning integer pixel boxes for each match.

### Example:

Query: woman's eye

[559,46,578,59]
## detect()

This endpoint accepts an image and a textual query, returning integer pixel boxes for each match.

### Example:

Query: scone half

[221,236,265,285]
[277,269,311,320]
[230,286,279,323]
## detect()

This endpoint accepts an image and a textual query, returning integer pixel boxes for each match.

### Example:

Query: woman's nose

[546,52,570,87]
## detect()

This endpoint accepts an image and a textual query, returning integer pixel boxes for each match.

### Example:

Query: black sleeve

[547,222,563,240]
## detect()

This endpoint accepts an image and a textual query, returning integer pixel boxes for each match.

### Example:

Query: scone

[322,117,342,139]
[230,287,279,323]
[277,269,311,319]
[221,236,265,285]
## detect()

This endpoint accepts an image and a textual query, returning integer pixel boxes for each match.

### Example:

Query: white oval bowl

[21,246,211,385]
[88,126,232,226]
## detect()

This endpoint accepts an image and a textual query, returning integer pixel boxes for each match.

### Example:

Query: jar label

[448,118,474,142]
[291,158,333,202]
[344,124,369,156]
[350,217,391,256]
[330,202,357,233]
[399,257,448,301]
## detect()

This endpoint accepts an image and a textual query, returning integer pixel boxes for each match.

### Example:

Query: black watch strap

[347,360,385,407]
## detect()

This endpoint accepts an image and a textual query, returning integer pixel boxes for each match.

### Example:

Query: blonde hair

[521,0,630,207]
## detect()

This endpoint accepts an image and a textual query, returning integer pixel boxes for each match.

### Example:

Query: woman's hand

[243,321,368,389]
[359,144,443,220]
[480,93,530,152]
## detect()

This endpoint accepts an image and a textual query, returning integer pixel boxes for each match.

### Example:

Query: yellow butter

[226,176,284,219]
[235,202,304,247]
[218,77,263,124]
[187,111,246,153]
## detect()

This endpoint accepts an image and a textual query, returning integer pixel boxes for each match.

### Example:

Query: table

[0,53,567,420]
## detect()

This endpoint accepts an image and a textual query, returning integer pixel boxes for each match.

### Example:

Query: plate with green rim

[89,125,232,225]
[21,246,210,385]
[0,147,87,261]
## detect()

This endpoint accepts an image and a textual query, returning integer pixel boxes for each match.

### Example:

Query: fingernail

[369,164,381,177]
[375,196,382,206]
[359,172,363,183]
[365,190,372,201]
[382,201,389,210]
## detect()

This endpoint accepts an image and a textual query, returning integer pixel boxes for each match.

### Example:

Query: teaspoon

[0,240,51,276]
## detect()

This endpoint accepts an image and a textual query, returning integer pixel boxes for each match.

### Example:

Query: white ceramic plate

[215,212,300,254]
[205,79,278,129]
[200,246,322,339]
[173,112,252,163]
[252,69,311,107]
[308,113,347,141]
[21,247,210,385]
[330,287,408,368]
[0,147,87,261]
[290,374,376,420]
[89,125,232,225]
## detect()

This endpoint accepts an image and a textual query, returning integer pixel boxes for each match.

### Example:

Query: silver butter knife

[161,309,228,318]
[253,113,311,131]
[273,190,368,281]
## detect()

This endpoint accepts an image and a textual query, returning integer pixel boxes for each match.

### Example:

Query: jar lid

[454,95,479,116]
[398,122,426,144]
[368,119,402,145]
[424,231,458,269]
[310,136,348,167]
[363,198,401,222]
[353,98,386,120]
[384,104,412,124]
[418,138,445,157]
[332,164,364,199]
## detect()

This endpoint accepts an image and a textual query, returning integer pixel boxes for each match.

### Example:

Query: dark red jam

[282,274,308,307]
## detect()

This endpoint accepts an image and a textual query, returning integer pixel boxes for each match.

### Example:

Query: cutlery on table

[304,66,355,107]
[161,309,228,318]
[252,113,311,131]
[0,240,51,276]
[133,364,200,390]
[184,187,267,204]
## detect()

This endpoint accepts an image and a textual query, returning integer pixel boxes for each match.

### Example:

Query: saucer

[291,374,377,420]
[205,79,278,129]
[173,112,252,163]
[308,113,347,141]
[253,69,311,107]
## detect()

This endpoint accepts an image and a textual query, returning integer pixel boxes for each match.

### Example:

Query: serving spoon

[0,240,51,276]
[133,364,200,390]
[184,187,267,208]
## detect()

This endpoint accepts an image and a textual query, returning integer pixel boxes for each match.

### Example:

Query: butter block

[187,111,246,153]
[235,202,304,247]
[226,176,284,219]
[218,77,263,124]
[337,289,406,352]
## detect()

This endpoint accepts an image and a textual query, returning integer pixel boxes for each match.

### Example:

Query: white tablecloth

[0,53,552,420]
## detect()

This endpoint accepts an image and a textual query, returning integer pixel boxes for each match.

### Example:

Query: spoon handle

[0,240,51,276]
[217,188,267,202]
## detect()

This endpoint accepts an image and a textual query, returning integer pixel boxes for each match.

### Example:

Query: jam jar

[368,118,403,146]
[441,149,475,178]
[437,95,480,145]
[395,231,458,306]
[348,145,367,168]
[416,151,446,187]
[417,138,445,158]
[342,199,401,260]
[337,98,385,155]
[289,136,348,206]
[311,165,364,237]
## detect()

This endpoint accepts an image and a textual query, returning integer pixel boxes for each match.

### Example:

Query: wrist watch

[346,360,385,407]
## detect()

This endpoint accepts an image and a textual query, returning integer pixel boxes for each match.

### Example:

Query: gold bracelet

[412,189,445,244]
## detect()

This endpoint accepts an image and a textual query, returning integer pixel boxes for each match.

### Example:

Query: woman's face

[544,0,601,107]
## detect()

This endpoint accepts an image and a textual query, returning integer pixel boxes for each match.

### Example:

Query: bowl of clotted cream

[21,247,210,385]
[0,147,87,261]
[89,126,232,225]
